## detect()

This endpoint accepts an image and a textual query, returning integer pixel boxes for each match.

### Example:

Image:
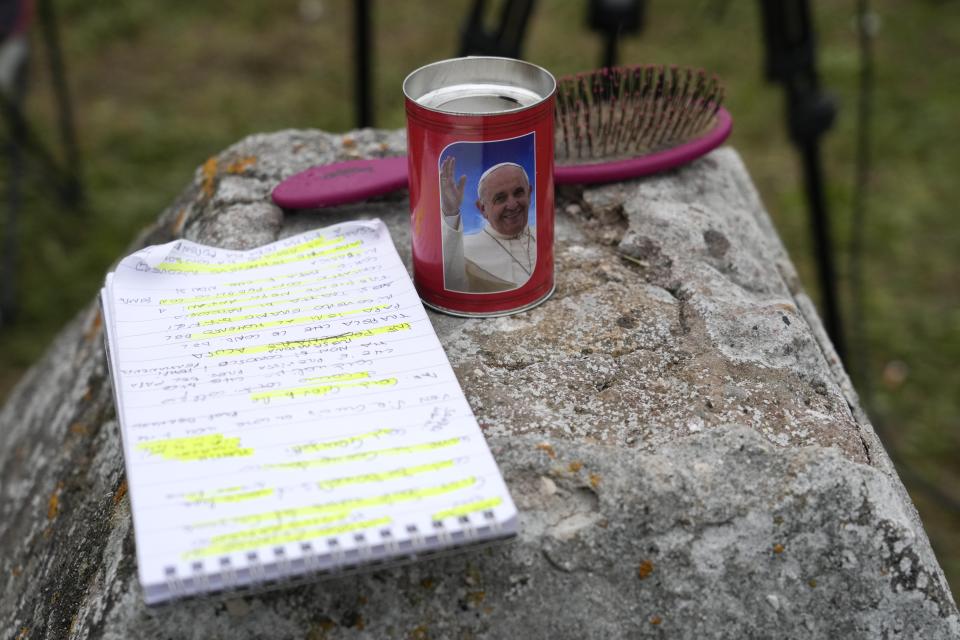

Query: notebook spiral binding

[150,510,513,606]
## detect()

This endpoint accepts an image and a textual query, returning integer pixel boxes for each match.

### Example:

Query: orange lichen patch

[171,208,188,235]
[808,578,817,588]
[483,606,494,615]
[307,617,337,640]
[378,143,389,153]
[357,595,368,606]
[638,559,655,579]
[409,625,429,640]
[341,136,356,149]
[83,310,102,342]
[466,590,486,605]
[317,617,337,631]
[650,615,662,625]
[47,482,64,519]
[350,615,365,631]
[113,480,128,506]
[82,386,94,402]
[11,565,22,577]
[597,519,609,529]
[420,577,435,590]
[16,627,28,640]
[69,423,89,436]
[589,473,602,489]
[568,461,583,473]
[536,442,556,459]
[773,543,785,554]
[201,157,218,197]
[227,156,257,174]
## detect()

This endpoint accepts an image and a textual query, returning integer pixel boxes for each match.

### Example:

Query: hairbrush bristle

[555,65,724,162]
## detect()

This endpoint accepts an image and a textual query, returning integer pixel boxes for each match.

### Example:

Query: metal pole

[2,116,23,324]
[799,139,845,358]
[757,0,845,360]
[37,0,83,208]
[602,29,618,69]
[353,0,373,128]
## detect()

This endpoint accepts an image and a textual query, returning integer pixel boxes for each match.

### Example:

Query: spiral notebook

[100,219,517,605]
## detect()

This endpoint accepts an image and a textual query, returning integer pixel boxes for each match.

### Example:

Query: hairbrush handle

[271,156,409,209]
[271,107,732,208]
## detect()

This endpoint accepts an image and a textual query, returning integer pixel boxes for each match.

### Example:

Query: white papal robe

[441,213,537,293]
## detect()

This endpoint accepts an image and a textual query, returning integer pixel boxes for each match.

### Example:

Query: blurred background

[0,0,956,596]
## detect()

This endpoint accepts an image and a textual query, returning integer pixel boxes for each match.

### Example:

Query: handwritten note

[101,219,517,604]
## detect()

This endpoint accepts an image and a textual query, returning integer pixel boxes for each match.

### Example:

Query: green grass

[1,0,957,596]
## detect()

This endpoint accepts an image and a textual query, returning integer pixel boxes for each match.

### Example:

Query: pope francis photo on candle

[439,134,537,293]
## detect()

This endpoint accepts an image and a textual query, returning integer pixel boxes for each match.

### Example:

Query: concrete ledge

[1,129,956,639]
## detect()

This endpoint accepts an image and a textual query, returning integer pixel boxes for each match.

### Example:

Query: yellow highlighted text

[138,434,253,461]
[209,323,411,357]
[267,437,462,470]
[184,516,390,559]
[157,239,360,274]
[186,488,274,504]
[293,428,393,454]
[192,304,391,338]
[318,459,456,489]
[210,510,351,545]
[433,497,503,521]
[251,377,397,402]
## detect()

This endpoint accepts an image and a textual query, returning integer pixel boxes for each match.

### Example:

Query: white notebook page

[101,219,516,603]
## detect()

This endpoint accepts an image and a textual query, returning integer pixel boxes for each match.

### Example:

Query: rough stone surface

[1,128,957,639]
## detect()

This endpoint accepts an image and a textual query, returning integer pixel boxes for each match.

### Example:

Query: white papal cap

[477,162,530,200]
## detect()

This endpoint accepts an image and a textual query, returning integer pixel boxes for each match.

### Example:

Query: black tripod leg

[459,0,536,58]
[2,104,23,325]
[757,0,845,360]
[37,0,83,209]
[353,0,373,129]
[800,139,845,360]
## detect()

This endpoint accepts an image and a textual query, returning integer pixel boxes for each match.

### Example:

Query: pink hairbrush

[273,65,732,209]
